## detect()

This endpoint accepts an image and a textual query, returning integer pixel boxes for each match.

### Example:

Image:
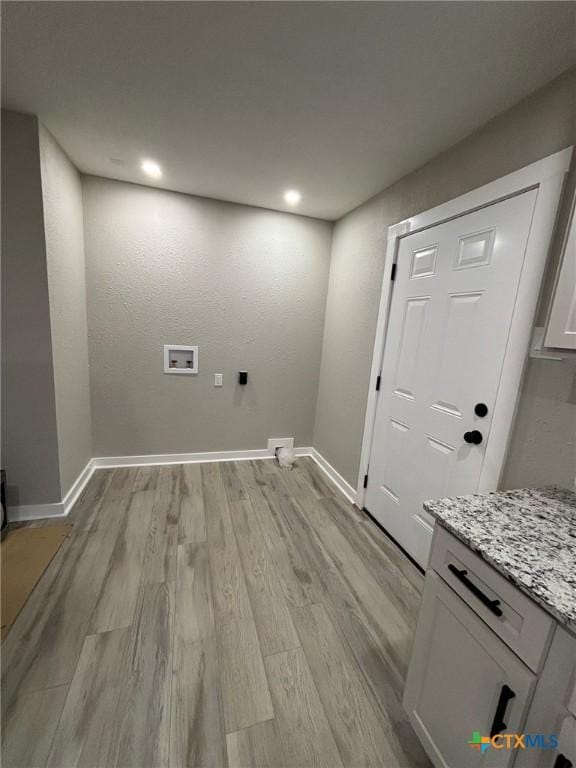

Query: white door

[365,190,538,567]
[403,571,535,768]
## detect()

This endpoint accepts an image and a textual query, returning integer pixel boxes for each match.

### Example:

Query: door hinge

[390,263,397,281]
[363,473,369,489]
[376,374,381,391]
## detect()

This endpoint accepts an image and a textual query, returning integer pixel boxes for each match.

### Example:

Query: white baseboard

[7,458,96,523]
[8,446,357,521]
[93,447,358,505]
[7,501,66,522]
[92,446,313,469]
[62,459,96,515]
[309,448,357,505]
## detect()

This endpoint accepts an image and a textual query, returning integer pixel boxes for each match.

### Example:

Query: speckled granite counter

[424,486,576,634]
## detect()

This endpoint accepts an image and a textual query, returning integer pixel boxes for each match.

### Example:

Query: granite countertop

[424,486,576,634]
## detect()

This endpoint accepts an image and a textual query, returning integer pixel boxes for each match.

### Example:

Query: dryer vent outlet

[267,438,294,456]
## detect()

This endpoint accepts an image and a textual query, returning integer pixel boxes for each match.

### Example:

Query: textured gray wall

[314,68,576,489]
[1,111,61,505]
[83,177,332,457]
[40,126,92,496]
[501,359,576,489]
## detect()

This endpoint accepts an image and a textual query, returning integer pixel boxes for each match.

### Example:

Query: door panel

[394,296,430,400]
[431,291,484,419]
[365,190,538,566]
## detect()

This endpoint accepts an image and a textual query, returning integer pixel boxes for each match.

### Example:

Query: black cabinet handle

[447,564,503,617]
[490,684,516,737]
[554,756,573,768]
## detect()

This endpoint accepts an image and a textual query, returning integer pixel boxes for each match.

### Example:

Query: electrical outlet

[214,373,223,387]
[267,437,294,455]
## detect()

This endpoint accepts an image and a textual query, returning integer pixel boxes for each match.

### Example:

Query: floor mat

[1,524,72,640]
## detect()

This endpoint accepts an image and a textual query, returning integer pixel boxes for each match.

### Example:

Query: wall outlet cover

[267,437,294,455]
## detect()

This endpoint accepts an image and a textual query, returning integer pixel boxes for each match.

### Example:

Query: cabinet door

[545,189,576,349]
[555,716,576,768]
[517,627,576,768]
[404,571,536,768]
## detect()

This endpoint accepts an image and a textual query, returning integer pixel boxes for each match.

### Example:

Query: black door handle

[447,564,503,616]
[464,430,483,445]
[475,403,489,417]
[554,756,573,768]
[490,684,516,737]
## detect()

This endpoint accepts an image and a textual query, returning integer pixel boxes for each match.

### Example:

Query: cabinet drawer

[430,526,554,672]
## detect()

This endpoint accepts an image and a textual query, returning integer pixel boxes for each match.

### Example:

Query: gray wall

[39,126,92,496]
[1,111,61,505]
[501,146,576,489]
[313,68,576,489]
[4,71,574,504]
[83,177,332,457]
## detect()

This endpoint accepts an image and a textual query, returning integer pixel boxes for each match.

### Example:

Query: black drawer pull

[447,564,503,617]
[490,684,516,737]
[554,755,573,768]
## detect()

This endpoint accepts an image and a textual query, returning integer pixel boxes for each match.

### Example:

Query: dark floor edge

[362,507,425,576]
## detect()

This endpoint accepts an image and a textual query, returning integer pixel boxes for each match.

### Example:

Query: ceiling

[2,2,575,220]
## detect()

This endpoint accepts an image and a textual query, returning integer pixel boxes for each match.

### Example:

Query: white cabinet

[517,715,576,768]
[404,570,536,768]
[405,526,575,768]
[430,526,553,672]
[556,717,576,768]
[545,189,576,350]
[516,627,576,768]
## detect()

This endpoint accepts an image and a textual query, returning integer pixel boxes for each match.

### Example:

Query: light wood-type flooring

[1,457,431,768]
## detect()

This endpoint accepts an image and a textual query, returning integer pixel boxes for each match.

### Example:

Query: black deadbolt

[474,403,488,418]
[464,430,483,445]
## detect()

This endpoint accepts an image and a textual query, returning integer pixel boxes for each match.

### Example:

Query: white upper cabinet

[545,187,576,350]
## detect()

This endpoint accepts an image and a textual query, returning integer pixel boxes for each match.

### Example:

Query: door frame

[356,146,573,509]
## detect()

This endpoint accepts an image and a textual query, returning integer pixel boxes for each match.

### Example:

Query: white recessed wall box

[267,437,294,455]
[163,345,198,374]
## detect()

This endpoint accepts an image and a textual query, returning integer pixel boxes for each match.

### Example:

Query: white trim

[357,146,573,506]
[62,459,96,515]
[356,220,410,508]
[544,180,576,349]
[310,448,357,505]
[6,446,359,521]
[6,458,97,522]
[478,170,568,490]
[93,447,358,505]
[92,447,313,469]
[407,147,573,233]
[93,447,357,505]
[7,501,66,523]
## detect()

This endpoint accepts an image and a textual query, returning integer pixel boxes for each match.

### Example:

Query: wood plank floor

[1,457,431,768]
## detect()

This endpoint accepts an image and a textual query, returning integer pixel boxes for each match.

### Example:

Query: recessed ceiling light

[284,189,301,206]
[141,159,163,179]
